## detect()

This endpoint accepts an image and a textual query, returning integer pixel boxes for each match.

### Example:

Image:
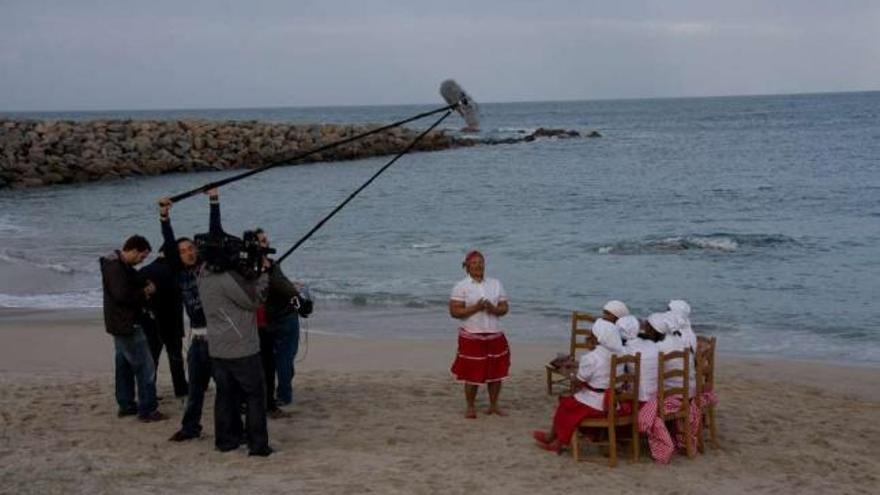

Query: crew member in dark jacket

[140,249,188,398]
[100,234,166,422]
[255,228,302,410]
[160,188,222,442]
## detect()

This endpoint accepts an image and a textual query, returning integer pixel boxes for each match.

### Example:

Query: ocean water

[2,92,879,363]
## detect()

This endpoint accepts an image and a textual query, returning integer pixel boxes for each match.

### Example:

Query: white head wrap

[616,315,640,342]
[602,300,630,318]
[665,310,687,336]
[668,299,691,318]
[647,312,673,335]
[591,318,623,353]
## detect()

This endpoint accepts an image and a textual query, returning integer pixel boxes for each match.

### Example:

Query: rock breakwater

[0,119,595,189]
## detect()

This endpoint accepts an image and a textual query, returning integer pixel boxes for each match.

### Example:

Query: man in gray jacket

[198,256,272,456]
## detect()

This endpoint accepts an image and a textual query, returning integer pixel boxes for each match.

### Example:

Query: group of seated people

[534,299,703,459]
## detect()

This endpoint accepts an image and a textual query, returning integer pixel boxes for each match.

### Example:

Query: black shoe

[169,430,200,442]
[268,408,291,420]
[248,446,273,457]
[216,444,239,453]
[138,411,168,423]
[117,408,138,418]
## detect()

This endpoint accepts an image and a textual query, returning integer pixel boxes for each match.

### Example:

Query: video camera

[194,230,276,279]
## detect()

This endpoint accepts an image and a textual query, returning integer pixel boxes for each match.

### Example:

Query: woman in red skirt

[533,318,623,452]
[449,251,510,419]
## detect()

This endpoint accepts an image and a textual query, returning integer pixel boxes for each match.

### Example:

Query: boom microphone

[440,79,480,132]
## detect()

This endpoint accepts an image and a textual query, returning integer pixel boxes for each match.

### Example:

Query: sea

[1,91,878,364]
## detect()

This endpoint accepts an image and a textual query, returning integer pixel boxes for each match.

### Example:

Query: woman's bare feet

[484,406,508,416]
[464,407,477,419]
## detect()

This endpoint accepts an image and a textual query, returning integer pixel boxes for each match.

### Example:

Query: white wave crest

[0,290,102,309]
[0,251,77,274]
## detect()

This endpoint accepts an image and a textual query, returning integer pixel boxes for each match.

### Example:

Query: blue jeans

[180,336,212,436]
[272,314,300,405]
[113,327,158,417]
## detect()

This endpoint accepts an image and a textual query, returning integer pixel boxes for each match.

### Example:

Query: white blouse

[449,276,508,334]
[624,338,659,402]
[573,346,612,411]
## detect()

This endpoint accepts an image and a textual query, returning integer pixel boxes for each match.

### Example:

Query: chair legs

[607,425,617,467]
[571,431,580,462]
[683,412,695,458]
[708,405,720,449]
[631,423,640,462]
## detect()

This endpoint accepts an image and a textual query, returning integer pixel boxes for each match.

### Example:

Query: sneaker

[248,446,274,457]
[117,408,138,418]
[168,430,200,442]
[138,411,168,423]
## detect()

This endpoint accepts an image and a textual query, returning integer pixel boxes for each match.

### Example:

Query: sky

[1,0,878,111]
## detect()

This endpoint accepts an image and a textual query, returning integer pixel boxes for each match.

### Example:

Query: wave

[0,215,25,234]
[0,250,78,274]
[0,289,102,309]
[596,233,798,255]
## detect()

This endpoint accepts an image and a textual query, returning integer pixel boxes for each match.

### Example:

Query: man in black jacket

[255,228,302,412]
[140,249,188,399]
[160,189,222,442]
[100,235,166,422]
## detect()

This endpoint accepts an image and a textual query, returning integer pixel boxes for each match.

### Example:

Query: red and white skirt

[450,328,510,384]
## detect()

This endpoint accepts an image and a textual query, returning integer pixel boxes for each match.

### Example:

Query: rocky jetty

[0,120,597,189]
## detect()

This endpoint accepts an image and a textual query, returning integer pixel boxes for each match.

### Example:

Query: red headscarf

[463,250,484,265]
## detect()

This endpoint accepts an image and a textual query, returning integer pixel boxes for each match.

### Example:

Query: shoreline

[2,306,878,375]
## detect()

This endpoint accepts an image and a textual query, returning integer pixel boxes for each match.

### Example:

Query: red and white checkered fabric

[638,394,702,463]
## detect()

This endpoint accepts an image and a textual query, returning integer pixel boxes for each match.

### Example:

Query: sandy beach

[0,308,878,495]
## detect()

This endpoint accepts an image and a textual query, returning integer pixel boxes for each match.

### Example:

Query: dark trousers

[272,314,300,405]
[258,327,277,411]
[212,353,269,453]
[144,321,188,397]
[180,336,211,436]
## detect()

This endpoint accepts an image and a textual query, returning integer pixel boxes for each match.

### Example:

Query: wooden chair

[570,352,641,467]
[657,348,695,459]
[695,336,719,452]
[545,312,596,395]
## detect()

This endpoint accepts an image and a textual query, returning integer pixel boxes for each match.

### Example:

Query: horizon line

[2,88,878,116]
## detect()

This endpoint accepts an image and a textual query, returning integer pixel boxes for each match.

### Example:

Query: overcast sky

[1,0,878,111]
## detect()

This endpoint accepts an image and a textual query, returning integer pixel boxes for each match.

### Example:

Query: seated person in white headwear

[532,319,624,453]
[649,312,695,397]
[618,315,661,406]
[601,299,629,324]
[667,299,697,353]
[666,302,698,395]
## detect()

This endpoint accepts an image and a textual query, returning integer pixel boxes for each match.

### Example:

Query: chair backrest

[657,348,690,420]
[607,352,640,421]
[695,336,717,396]
[569,311,597,357]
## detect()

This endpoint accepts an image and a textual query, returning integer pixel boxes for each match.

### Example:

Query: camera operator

[255,228,303,411]
[100,235,166,422]
[198,232,273,457]
[158,188,222,442]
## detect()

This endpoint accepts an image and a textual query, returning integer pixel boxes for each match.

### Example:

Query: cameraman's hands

[205,187,219,200]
